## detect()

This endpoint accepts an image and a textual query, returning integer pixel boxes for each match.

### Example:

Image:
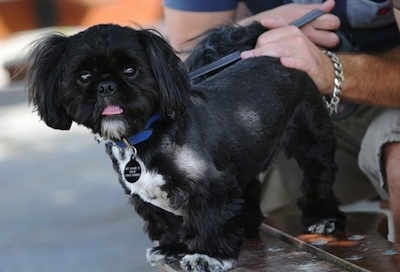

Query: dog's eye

[123,66,138,78]
[78,71,92,84]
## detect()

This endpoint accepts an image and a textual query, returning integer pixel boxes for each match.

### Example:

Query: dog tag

[124,156,141,183]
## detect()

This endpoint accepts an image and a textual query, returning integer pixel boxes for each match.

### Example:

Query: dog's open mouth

[102,105,124,116]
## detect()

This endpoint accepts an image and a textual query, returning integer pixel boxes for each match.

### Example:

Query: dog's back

[184,22,327,184]
[187,56,324,183]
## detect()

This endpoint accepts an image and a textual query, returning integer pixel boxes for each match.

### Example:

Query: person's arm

[338,47,400,106]
[164,0,339,52]
[238,0,339,47]
[164,7,236,52]
[340,6,400,106]
[241,16,400,107]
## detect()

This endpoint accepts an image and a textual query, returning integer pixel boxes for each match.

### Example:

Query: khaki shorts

[358,108,400,200]
[260,105,400,215]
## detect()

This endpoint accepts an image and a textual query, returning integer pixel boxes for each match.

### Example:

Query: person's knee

[382,142,400,244]
[358,109,400,189]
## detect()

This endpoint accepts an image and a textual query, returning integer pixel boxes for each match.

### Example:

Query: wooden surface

[162,212,400,271]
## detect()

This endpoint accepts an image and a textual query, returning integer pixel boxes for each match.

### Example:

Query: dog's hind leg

[283,101,346,234]
[242,178,264,237]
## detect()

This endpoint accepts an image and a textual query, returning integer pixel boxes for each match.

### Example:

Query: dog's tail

[184,22,267,73]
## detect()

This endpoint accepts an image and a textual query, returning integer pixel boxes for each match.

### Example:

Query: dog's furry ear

[20,34,72,130]
[137,29,191,119]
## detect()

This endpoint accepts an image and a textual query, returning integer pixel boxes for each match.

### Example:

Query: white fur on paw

[308,219,336,234]
[146,247,166,266]
[180,253,236,272]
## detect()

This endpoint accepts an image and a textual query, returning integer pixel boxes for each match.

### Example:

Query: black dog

[22,23,345,272]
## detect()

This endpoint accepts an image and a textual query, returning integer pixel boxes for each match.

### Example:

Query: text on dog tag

[124,157,141,183]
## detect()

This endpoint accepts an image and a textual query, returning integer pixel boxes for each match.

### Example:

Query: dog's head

[22,24,191,140]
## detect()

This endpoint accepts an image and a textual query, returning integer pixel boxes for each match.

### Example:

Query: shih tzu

[21,22,345,272]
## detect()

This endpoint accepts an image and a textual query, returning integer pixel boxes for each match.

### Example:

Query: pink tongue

[102,105,124,116]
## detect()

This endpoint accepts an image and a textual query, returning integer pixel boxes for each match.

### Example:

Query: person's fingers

[308,13,341,31]
[301,25,340,48]
[241,28,304,59]
[260,17,288,29]
[261,14,341,48]
[241,44,287,59]
[320,0,336,13]
[256,25,300,47]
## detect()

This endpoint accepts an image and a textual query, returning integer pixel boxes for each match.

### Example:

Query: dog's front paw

[146,247,167,266]
[180,253,236,272]
[307,218,341,234]
[146,247,177,266]
[146,245,186,266]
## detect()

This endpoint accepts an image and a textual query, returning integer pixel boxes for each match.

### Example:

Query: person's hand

[241,18,335,95]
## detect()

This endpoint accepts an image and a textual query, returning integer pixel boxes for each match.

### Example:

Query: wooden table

[162,212,400,271]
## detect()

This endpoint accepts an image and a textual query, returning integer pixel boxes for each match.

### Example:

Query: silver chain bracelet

[322,50,344,115]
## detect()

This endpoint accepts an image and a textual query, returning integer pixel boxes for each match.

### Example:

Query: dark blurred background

[0,0,163,38]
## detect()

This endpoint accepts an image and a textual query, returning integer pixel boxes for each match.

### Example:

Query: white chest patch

[174,145,207,180]
[111,146,183,216]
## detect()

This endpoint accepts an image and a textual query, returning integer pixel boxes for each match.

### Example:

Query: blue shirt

[164,0,400,52]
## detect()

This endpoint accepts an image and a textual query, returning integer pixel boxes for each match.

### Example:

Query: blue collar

[110,112,161,149]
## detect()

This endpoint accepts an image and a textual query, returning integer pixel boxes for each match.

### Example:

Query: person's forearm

[338,47,400,107]
[164,8,236,52]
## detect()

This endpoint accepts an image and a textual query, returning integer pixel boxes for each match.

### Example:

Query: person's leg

[358,108,400,244]
[383,142,400,244]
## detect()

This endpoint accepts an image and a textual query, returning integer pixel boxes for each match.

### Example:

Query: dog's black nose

[96,81,117,96]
